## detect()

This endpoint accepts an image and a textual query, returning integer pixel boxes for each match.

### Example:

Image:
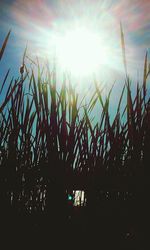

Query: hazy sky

[0,0,150,83]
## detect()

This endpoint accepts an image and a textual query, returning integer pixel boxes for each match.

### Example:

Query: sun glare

[11,0,138,81]
[54,27,108,77]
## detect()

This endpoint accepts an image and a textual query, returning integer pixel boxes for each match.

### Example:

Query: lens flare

[54,27,109,77]
[4,0,149,81]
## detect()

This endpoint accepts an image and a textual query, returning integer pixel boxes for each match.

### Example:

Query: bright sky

[0,0,150,90]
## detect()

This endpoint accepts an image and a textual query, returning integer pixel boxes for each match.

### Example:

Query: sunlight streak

[5,0,149,82]
[53,27,109,77]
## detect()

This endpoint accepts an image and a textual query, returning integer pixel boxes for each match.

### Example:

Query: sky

[0,0,150,91]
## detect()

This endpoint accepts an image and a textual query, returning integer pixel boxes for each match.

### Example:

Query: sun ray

[53,26,109,77]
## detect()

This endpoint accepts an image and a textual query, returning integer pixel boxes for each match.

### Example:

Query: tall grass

[0,28,149,221]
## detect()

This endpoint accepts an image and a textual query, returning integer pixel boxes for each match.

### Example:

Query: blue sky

[0,0,150,87]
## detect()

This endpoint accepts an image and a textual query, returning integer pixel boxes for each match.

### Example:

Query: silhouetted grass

[0,28,148,248]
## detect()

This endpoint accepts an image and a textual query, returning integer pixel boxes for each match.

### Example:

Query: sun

[54,27,108,77]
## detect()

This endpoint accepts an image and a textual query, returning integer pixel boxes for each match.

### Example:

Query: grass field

[0,27,148,248]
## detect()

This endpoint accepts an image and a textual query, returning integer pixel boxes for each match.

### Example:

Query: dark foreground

[0,204,146,250]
